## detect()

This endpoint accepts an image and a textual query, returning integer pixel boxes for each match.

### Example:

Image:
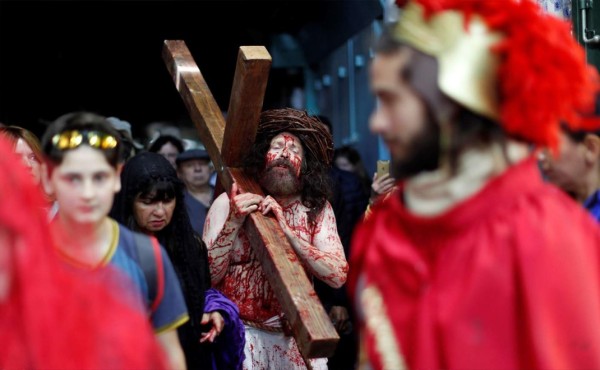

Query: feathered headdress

[394,0,600,149]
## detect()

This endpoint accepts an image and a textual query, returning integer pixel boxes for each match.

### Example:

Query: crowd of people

[3,0,600,369]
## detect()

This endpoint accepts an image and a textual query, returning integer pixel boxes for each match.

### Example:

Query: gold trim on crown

[393,1,503,120]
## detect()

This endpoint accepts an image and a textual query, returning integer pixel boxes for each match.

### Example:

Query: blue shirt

[59,219,189,333]
[584,189,600,222]
[183,189,211,237]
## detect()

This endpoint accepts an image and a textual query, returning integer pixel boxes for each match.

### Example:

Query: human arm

[199,310,224,343]
[156,329,187,370]
[202,288,246,370]
[203,183,264,284]
[261,198,348,288]
[370,172,395,205]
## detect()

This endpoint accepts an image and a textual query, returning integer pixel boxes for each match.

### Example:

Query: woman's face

[158,142,180,168]
[15,138,42,185]
[133,192,176,234]
[334,156,355,173]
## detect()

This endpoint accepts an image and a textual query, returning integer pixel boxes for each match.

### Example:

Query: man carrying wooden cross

[203,108,348,369]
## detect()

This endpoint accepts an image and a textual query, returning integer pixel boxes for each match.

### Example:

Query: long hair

[0,126,44,163]
[244,109,333,226]
[110,152,210,335]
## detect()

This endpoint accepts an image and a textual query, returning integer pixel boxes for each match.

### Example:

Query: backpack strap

[133,232,165,313]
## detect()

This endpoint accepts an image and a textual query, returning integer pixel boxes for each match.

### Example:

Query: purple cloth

[204,288,245,370]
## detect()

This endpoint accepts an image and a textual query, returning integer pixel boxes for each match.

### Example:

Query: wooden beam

[223,46,272,167]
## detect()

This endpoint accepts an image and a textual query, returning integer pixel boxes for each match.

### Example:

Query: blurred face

[539,132,587,195]
[133,193,176,234]
[259,132,303,196]
[177,159,212,188]
[158,142,180,168]
[334,156,355,173]
[369,47,441,179]
[45,146,121,226]
[15,138,42,185]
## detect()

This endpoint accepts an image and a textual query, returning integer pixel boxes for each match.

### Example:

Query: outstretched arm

[203,183,264,284]
[261,197,348,288]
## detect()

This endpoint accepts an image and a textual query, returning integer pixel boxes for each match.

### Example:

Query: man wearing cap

[203,108,348,369]
[106,116,143,163]
[348,1,600,369]
[176,149,214,237]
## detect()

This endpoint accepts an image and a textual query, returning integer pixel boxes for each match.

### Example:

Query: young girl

[41,111,189,369]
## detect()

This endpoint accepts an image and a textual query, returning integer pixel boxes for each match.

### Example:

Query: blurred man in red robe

[349,1,600,369]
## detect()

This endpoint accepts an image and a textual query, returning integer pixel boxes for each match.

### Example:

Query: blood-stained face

[259,132,304,196]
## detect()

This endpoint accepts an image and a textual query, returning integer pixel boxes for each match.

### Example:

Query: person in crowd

[176,149,214,237]
[333,145,372,196]
[204,108,348,369]
[0,125,56,212]
[314,115,364,370]
[40,111,189,369]
[349,0,600,369]
[148,134,185,168]
[106,116,143,163]
[0,136,166,369]
[111,151,245,370]
[538,95,600,221]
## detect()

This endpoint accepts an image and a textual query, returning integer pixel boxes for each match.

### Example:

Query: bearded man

[203,108,348,370]
[348,0,600,369]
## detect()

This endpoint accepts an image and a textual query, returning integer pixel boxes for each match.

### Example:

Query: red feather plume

[396,0,600,149]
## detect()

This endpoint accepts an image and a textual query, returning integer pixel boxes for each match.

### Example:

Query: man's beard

[392,112,441,180]
[259,158,302,196]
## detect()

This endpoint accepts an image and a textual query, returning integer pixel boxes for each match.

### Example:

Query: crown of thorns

[256,108,334,166]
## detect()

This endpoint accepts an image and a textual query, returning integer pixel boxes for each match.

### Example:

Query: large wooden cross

[162,40,338,359]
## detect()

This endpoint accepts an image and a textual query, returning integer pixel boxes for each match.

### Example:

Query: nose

[369,109,388,135]
[277,147,290,159]
[81,179,95,199]
[153,202,167,216]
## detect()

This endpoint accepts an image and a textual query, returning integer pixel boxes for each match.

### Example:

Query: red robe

[349,157,600,369]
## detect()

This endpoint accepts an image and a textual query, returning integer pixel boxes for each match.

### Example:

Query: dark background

[0,0,382,139]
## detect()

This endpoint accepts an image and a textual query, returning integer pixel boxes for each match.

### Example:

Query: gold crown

[393,1,503,120]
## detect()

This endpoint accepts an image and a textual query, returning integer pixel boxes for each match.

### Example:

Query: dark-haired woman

[111,152,244,370]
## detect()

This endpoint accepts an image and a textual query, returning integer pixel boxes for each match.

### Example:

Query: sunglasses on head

[51,130,118,150]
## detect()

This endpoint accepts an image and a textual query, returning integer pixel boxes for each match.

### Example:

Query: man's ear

[583,134,600,165]
[41,162,55,197]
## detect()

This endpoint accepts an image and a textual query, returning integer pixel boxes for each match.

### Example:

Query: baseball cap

[176,149,210,165]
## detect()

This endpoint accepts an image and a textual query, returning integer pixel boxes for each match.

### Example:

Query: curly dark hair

[244,108,334,226]
[109,152,211,365]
